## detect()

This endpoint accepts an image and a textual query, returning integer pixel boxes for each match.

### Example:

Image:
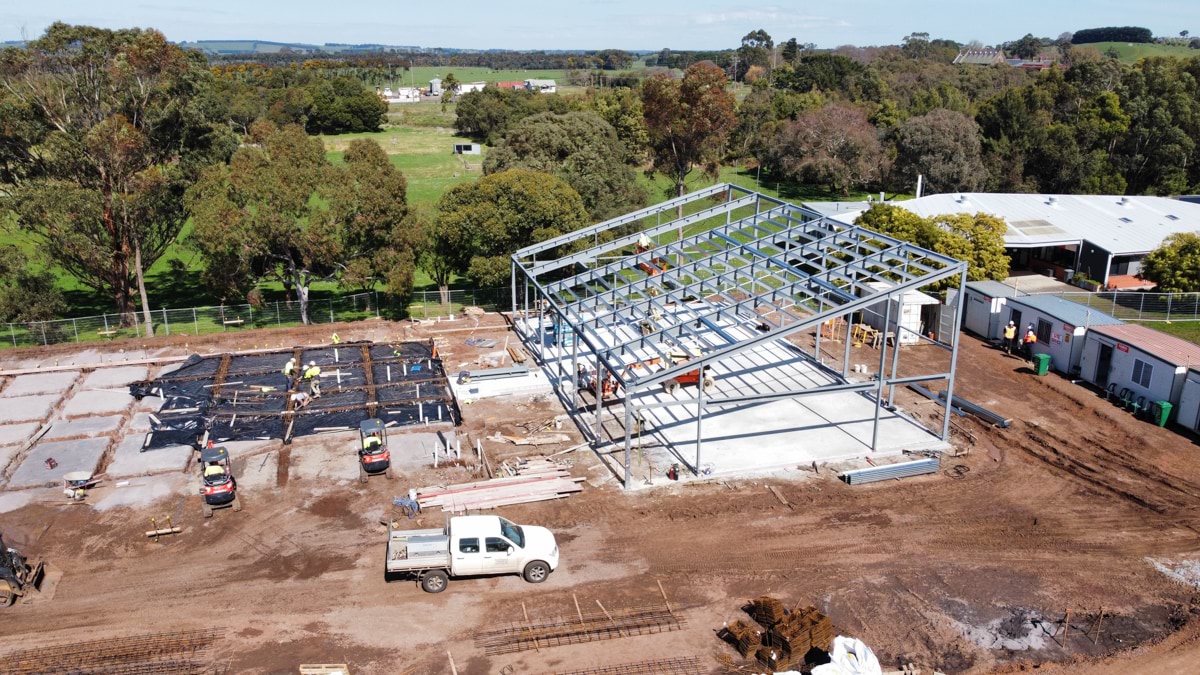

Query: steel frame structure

[512,185,968,488]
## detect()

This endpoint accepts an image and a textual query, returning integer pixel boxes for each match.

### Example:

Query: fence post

[1167,294,1172,322]
[72,318,79,343]
[1140,293,1145,321]
[9,323,15,347]
[375,290,380,318]
[276,301,281,327]
[193,308,199,335]
[248,305,253,327]
[163,308,170,336]
[40,322,47,346]
[330,299,335,323]
[1112,294,1117,317]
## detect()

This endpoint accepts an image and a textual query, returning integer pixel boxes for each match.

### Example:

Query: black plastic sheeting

[129,340,458,449]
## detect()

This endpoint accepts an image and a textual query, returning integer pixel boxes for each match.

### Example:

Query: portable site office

[958,280,1021,340]
[1002,295,1123,375]
[1081,324,1200,423]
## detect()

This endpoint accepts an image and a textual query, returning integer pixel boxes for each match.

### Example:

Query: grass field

[3,94,885,317]
[1078,41,1199,62]
[1134,321,1200,345]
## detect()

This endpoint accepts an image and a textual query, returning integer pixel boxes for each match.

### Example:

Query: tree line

[6,22,1200,327]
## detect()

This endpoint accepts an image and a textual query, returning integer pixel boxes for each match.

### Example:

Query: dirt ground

[2,315,1200,674]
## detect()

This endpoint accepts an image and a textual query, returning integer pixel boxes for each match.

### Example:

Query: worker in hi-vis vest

[303,361,322,398]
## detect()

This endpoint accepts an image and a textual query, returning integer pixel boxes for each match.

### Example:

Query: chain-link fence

[405,287,509,319]
[1,288,513,349]
[3,292,383,348]
[1035,291,1200,322]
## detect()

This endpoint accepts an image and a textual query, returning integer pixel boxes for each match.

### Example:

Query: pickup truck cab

[386,515,559,593]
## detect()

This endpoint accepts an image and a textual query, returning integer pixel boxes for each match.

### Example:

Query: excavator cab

[358,418,393,482]
[198,446,241,518]
[0,534,45,608]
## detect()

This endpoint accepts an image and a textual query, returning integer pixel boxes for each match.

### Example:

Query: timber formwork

[512,184,969,488]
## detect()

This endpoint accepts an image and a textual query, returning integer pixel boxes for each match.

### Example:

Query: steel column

[942,268,969,442]
[870,298,892,452]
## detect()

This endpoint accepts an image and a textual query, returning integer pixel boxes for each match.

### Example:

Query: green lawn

[1133,321,1200,345]
[1078,41,1199,62]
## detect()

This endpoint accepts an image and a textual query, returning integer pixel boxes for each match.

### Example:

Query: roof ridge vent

[1119,196,1131,206]
[956,194,970,204]
[1047,196,1059,206]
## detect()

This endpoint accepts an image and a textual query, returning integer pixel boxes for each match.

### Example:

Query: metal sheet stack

[417,458,583,513]
[839,457,940,485]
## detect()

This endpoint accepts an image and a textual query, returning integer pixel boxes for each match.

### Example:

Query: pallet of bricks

[719,596,833,672]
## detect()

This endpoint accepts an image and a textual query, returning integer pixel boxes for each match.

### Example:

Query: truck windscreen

[499,518,525,548]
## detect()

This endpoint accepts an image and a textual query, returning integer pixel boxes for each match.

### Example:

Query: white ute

[386,515,560,593]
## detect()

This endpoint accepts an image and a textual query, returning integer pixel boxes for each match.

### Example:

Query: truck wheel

[385,467,394,480]
[421,570,449,593]
[0,588,14,608]
[703,377,715,393]
[523,561,551,584]
[663,381,677,394]
[359,464,368,484]
[233,495,242,512]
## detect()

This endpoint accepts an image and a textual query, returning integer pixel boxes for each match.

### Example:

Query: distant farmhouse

[524,79,557,93]
[953,48,1055,70]
[497,81,526,90]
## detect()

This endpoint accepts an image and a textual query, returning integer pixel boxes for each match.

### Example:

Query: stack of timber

[766,606,833,663]
[417,458,582,513]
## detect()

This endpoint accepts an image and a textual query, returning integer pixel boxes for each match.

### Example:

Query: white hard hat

[309,361,316,367]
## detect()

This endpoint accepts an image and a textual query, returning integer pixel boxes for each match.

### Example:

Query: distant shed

[453,143,481,155]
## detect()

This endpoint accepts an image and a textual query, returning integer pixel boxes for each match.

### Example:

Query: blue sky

[1,1,1196,50]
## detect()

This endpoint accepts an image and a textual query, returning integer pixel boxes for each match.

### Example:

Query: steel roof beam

[542,201,794,295]
[526,194,759,278]
[624,259,966,391]
[515,183,738,262]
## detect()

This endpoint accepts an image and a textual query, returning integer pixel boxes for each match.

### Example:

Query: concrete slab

[106,435,192,478]
[519,304,949,487]
[128,412,154,432]
[0,444,22,475]
[1,371,77,397]
[62,389,132,417]
[289,430,361,482]
[93,473,190,511]
[0,394,60,424]
[0,422,41,447]
[0,490,37,513]
[237,449,278,492]
[82,365,149,389]
[44,415,123,440]
[7,437,109,489]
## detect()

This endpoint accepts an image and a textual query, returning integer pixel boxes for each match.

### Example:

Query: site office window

[1036,319,1052,345]
[1132,359,1153,388]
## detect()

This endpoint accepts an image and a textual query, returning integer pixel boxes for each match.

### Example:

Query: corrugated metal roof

[830,194,1200,255]
[965,280,1022,299]
[1089,324,1200,368]
[1006,295,1124,328]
